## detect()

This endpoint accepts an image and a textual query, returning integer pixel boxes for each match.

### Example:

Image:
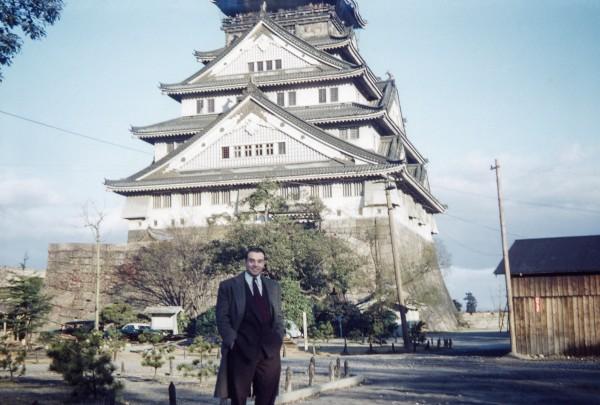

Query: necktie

[252,276,261,297]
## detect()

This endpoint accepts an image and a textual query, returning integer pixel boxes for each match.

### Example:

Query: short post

[335,357,341,379]
[425,341,430,351]
[303,311,308,352]
[183,347,186,360]
[312,344,316,355]
[344,359,349,377]
[328,361,335,382]
[285,366,293,392]
[282,344,287,358]
[121,361,125,374]
[437,338,441,349]
[391,343,395,353]
[169,382,177,405]
[449,338,453,349]
[368,342,374,354]
[308,359,315,386]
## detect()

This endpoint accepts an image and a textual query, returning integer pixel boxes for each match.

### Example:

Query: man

[214,247,285,405]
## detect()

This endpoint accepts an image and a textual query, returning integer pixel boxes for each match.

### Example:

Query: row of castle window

[151,182,363,209]
[248,59,283,73]
[221,142,286,159]
[339,127,360,140]
[197,98,216,114]
[319,87,339,103]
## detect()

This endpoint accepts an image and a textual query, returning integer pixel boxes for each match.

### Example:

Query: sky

[1,0,599,311]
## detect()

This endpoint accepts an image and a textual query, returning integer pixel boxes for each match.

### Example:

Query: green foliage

[141,344,174,379]
[177,336,218,383]
[408,321,427,344]
[0,0,64,80]
[47,332,121,399]
[464,292,477,314]
[177,311,189,335]
[0,335,26,379]
[138,330,163,347]
[242,180,287,221]
[2,276,51,342]
[189,307,218,339]
[362,302,397,345]
[280,278,313,329]
[100,302,138,328]
[103,329,126,361]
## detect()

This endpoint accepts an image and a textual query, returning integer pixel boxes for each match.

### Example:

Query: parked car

[61,320,95,335]
[285,319,302,338]
[120,323,152,340]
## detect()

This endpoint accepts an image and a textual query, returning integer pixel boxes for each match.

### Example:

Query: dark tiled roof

[106,163,403,190]
[133,103,384,138]
[494,235,600,276]
[161,67,366,96]
[194,35,351,62]
[178,16,355,87]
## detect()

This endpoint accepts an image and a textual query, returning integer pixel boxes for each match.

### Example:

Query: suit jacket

[214,272,284,399]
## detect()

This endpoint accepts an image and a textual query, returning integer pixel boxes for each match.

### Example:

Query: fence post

[328,361,335,382]
[308,358,315,386]
[335,358,341,379]
[344,360,349,377]
[169,382,177,405]
[285,366,293,392]
[282,344,287,358]
[121,361,125,375]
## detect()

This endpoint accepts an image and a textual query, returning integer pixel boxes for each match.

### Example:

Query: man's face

[245,251,266,277]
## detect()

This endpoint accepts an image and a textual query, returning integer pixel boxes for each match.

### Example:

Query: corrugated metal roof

[494,235,600,276]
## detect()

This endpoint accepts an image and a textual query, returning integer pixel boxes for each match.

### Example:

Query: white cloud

[0,173,62,207]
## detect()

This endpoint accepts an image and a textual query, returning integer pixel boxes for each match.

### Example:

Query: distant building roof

[494,235,600,276]
[144,306,183,315]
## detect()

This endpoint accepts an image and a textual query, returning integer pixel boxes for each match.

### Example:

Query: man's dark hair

[245,247,267,260]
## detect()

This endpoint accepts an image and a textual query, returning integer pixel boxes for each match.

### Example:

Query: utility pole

[491,159,517,354]
[384,178,410,350]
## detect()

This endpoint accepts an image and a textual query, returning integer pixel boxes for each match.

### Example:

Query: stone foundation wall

[45,217,457,330]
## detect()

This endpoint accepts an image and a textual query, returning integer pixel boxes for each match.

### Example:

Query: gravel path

[1,332,599,404]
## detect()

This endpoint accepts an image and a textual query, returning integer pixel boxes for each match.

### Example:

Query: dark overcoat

[213,272,285,399]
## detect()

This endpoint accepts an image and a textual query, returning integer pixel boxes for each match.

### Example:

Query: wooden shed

[495,235,600,356]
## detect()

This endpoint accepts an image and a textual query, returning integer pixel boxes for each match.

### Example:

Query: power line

[0,110,151,156]
[438,230,500,258]
[443,212,527,238]
[433,184,600,216]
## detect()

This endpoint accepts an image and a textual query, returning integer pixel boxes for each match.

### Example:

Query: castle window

[182,193,190,207]
[257,61,264,71]
[180,218,185,225]
[330,87,339,102]
[167,142,175,153]
[342,182,363,197]
[171,219,175,227]
[222,146,230,159]
[234,145,242,158]
[255,144,263,156]
[310,185,320,198]
[196,99,204,113]
[162,195,172,208]
[152,195,161,209]
[244,145,252,157]
[211,190,230,205]
[281,186,300,201]
[275,59,282,69]
[208,98,215,113]
[277,92,285,106]
[248,62,255,72]
[192,192,201,206]
[288,91,296,106]
[322,184,332,199]
[350,127,359,139]
[266,143,274,155]
[278,142,286,155]
[318,88,327,103]
[266,60,273,70]
[339,128,348,140]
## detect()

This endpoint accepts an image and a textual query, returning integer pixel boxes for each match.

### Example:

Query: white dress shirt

[244,271,263,296]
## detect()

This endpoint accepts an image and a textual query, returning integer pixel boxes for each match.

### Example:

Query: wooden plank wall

[512,274,600,356]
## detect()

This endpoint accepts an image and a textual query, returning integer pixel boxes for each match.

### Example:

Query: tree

[464,292,477,314]
[47,332,121,399]
[177,336,218,384]
[453,299,463,312]
[242,180,287,221]
[3,275,51,345]
[0,334,26,379]
[119,228,222,318]
[103,329,126,362]
[0,0,64,81]
[100,302,138,329]
[139,331,173,379]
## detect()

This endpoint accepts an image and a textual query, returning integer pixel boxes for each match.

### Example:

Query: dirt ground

[1,332,599,404]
